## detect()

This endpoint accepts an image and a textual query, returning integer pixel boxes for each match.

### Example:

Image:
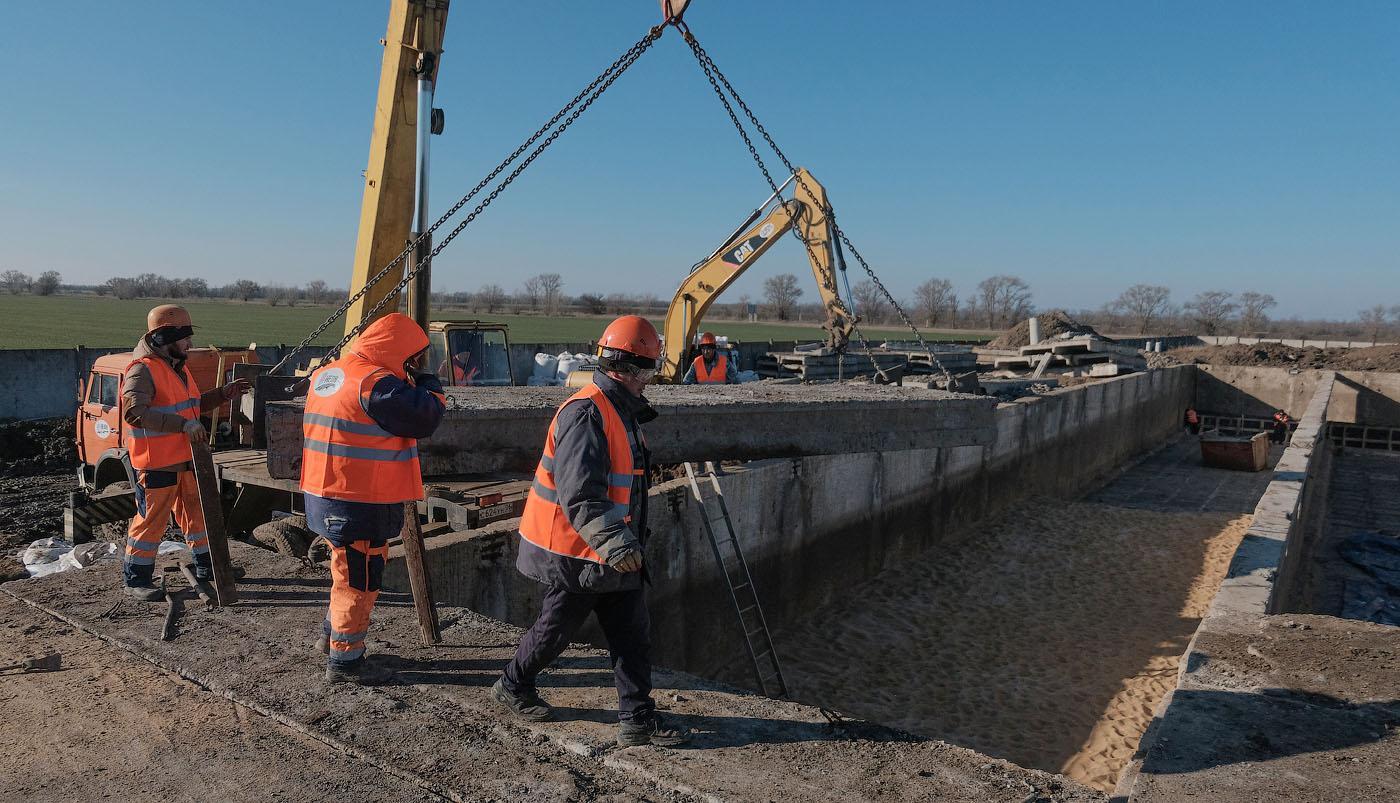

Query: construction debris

[993,335,1147,373]
[758,345,976,380]
[986,310,1102,350]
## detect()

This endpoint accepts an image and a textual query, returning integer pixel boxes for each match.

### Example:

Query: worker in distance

[120,304,250,601]
[682,331,738,384]
[299,312,446,684]
[492,315,690,747]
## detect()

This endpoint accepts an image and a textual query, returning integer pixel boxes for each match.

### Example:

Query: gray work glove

[182,418,206,437]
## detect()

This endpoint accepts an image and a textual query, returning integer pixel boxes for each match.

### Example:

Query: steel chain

[683,30,955,386]
[271,25,665,375]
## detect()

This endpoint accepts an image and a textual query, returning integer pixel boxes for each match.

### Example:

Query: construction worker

[1184,406,1201,435]
[682,332,738,384]
[121,304,250,600]
[300,313,446,684]
[492,315,689,747]
[1271,409,1291,444]
[437,350,479,385]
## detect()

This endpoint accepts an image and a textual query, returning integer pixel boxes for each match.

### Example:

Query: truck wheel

[250,516,311,558]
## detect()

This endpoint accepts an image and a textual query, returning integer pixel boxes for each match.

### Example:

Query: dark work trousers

[502,585,654,722]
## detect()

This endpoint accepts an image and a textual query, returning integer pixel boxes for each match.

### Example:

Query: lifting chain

[681,28,956,387]
[271,24,667,376]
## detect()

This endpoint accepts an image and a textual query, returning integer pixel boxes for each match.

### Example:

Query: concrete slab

[266,382,999,479]
[2,544,1103,803]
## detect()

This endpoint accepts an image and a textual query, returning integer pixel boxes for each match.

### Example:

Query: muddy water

[775,500,1250,793]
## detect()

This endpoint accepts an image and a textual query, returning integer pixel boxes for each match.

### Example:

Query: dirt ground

[1153,342,1400,371]
[1,419,79,581]
[987,311,1102,350]
[0,595,441,802]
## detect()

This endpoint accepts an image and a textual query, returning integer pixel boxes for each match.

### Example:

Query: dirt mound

[0,417,76,478]
[988,310,1102,350]
[1164,342,1400,371]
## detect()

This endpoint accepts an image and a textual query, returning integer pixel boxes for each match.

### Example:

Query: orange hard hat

[146,304,194,333]
[699,332,717,346]
[598,315,660,360]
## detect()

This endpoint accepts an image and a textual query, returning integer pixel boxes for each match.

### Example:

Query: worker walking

[682,332,738,384]
[121,305,250,601]
[493,315,689,747]
[300,313,446,684]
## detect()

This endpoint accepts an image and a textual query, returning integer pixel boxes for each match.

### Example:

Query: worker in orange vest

[682,331,738,384]
[300,313,446,684]
[120,305,250,601]
[1271,409,1291,443]
[493,315,689,747]
[1184,407,1200,434]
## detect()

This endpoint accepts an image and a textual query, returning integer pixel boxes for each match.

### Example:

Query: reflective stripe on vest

[693,354,727,383]
[123,356,199,469]
[299,356,425,504]
[518,384,641,563]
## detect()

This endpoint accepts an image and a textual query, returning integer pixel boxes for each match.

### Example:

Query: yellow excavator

[657,168,856,382]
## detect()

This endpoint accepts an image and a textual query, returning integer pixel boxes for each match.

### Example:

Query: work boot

[193,554,246,582]
[324,660,390,686]
[490,678,553,722]
[314,634,329,655]
[617,712,690,747]
[123,581,166,602]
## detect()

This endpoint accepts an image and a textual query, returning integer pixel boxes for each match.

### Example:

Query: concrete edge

[1113,371,1337,800]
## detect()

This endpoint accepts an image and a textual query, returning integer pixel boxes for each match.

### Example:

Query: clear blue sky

[2,1,1396,320]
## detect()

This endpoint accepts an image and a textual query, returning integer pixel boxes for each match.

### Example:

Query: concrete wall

[386,365,1196,687]
[1196,334,1394,348]
[1194,365,1400,427]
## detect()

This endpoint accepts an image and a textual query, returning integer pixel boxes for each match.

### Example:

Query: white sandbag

[532,352,559,379]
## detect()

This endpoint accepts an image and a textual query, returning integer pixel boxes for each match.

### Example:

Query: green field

[0,295,992,349]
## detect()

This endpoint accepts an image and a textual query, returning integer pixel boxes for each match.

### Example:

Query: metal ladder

[683,461,787,698]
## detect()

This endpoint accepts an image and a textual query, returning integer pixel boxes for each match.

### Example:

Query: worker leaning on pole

[121,305,250,601]
[682,331,738,385]
[299,313,446,684]
[492,315,689,747]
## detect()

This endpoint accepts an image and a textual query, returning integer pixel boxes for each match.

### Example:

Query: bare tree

[177,277,209,298]
[228,279,261,302]
[2,270,33,295]
[851,280,888,324]
[578,293,607,315]
[1237,292,1277,334]
[33,270,61,296]
[520,276,544,310]
[1358,305,1390,343]
[976,275,1033,329]
[763,274,803,320]
[537,273,564,315]
[1112,284,1172,334]
[913,278,955,328]
[1184,290,1237,335]
[104,277,141,300]
[304,279,329,304]
[476,283,506,314]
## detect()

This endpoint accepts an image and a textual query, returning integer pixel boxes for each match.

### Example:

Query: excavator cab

[427,321,514,387]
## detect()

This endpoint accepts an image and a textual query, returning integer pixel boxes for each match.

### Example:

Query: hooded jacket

[302,313,446,543]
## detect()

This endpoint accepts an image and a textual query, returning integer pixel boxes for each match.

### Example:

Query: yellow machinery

[657,168,856,382]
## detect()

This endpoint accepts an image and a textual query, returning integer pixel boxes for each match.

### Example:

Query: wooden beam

[399,501,441,644]
[188,434,238,605]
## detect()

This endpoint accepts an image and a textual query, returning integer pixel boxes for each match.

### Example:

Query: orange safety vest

[299,355,426,504]
[519,384,642,563]
[123,356,200,469]
[693,353,728,384]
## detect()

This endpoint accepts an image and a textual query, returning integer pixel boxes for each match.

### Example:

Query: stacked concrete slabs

[265,383,999,479]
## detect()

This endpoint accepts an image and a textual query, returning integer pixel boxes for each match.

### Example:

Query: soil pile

[988,310,1103,350]
[1162,342,1400,371]
[1,418,76,478]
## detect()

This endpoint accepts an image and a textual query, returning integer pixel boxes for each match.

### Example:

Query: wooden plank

[188,433,238,605]
[398,501,441,644]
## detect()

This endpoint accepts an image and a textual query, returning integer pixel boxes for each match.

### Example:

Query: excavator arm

[659,168,856,382]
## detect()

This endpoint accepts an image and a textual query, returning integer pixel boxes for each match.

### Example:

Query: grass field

[0,295,993,349]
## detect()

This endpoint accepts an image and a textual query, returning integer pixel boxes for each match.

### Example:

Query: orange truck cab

[76,347,258,491]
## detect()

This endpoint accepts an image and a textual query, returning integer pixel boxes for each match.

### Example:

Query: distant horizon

[2,2,1396,319]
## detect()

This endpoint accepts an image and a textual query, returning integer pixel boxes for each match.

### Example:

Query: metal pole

[407,55,435,328]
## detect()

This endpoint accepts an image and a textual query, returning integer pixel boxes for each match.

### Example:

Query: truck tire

[250,515,312,558]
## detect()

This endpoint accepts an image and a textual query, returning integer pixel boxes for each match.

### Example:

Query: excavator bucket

[659,0,691,23]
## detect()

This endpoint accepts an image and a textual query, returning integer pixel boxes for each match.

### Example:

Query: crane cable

[270,23,668,376]
[678,25,957,387]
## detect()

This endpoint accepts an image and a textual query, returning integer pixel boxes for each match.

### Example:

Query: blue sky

[2,1,1396,320]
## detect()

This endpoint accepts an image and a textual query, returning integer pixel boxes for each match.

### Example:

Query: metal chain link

[682,29,956,386]
[271,25,666,375]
